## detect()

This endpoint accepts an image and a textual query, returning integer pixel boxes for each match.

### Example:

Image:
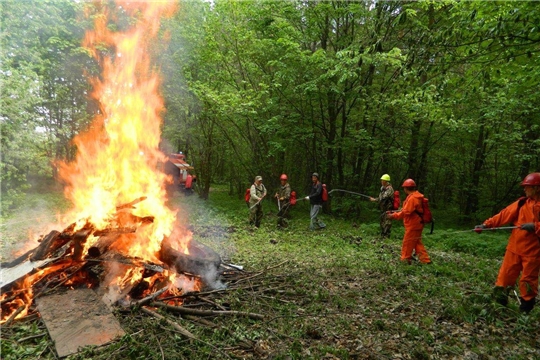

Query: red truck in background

[164,152,196,194]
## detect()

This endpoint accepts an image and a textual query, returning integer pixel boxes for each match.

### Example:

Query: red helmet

[521,172,540,186]
[280,174,288,181]
[402,179,416,187]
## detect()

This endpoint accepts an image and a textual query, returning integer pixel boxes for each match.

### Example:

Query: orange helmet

[280,174,288,181]
[521,172,540,186]
[402,179,416,187]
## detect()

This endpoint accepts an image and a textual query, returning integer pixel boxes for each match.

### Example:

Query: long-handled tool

[473,226,518,233]
[449,225,519,234]
[249,195,265,210]
[328,189,372,199]
[479,226,518,231]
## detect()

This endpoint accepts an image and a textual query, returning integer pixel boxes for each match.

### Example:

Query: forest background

[1,0,539,223]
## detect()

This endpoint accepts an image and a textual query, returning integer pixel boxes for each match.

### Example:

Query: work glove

[474,224,486,234]
[520,223,535,232]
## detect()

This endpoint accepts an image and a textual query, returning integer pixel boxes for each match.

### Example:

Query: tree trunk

[464,125,488,217]
[406,118,422,181]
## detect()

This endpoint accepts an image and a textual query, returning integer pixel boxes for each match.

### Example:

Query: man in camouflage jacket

[249,176,267,228]
[370,174,394,238]
[275,174,291,228]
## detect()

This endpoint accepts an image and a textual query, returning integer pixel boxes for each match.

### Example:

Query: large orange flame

[58,1,179,263]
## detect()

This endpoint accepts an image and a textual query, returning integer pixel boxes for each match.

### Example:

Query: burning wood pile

[0,199,264,357]
[0,195,220,316]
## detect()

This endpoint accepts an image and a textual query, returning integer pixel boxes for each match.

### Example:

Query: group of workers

[246,171,540,314]
[247,172,326,230]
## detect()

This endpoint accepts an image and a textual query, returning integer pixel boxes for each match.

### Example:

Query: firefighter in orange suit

[475,172,540,313]
[387,179,431,264]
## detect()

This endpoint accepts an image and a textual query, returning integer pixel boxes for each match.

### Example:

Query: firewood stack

[0,197,222,324]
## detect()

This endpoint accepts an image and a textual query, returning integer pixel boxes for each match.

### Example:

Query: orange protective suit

[483,197,540,301]
[390,191,431,264]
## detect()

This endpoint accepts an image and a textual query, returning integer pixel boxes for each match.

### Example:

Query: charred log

[73,231,91,261]
[30,224,94,262]
[159,238,221,281]
[86,234,122,258]
[29,231,61,261]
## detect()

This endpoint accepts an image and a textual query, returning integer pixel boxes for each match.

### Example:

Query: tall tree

[1,0,93,213]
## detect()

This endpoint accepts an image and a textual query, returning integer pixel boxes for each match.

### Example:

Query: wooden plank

[36,288,125,358]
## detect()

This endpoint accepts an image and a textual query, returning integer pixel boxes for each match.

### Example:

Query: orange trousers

[401,229,431,263]
[495,250,540,301]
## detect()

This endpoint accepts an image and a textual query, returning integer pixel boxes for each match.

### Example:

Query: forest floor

[1,185,539,359]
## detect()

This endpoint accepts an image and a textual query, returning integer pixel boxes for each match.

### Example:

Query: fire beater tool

[473,226,518,233]
[445,226,519,234]
[327,189,372,199]
[300,190,372,201]
[249,195,266,210]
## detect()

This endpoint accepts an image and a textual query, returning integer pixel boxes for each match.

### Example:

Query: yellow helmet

[380,174,391,181]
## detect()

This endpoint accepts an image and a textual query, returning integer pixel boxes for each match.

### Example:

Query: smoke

[0,197,71,263]
[168,191,236,290]
[100,262,143,308]
[175,193,235,252]
[200,263,226,291]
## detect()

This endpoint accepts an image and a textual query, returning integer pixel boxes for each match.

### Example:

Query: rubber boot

[492,286,509,306]
[519,297,535,314]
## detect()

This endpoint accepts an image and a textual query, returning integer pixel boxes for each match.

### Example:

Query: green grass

[1,185,539,359]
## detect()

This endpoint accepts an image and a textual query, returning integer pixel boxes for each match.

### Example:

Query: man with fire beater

[370,174,394,239]
[249,176,267,228]
[305,172,326,230]
[475,172,540,313]
[387,179,431,264]
[275,174,291,228]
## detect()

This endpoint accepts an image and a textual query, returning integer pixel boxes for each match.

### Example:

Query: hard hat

[312,172,319,179]
[521,172,540,186]
[402,179,416,187]
[380,174,391,181]
[280,174,288,181]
